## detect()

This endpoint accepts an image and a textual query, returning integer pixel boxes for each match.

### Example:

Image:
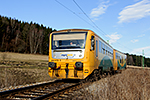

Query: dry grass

[1,52,150,99]
[0,52,51,89]
[0,52,48,62]
[0,67,51,88]
[77,69,150,100]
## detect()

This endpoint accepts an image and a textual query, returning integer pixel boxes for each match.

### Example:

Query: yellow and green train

[48,29,127,79]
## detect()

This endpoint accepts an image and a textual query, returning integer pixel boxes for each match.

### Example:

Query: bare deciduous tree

[29,25,44,54]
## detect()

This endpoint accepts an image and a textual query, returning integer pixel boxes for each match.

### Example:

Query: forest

[126,53,150,67]
[0,15,56,55]
[0,15,150,67]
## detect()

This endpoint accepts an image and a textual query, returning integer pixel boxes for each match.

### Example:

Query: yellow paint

[48,29,126,79]
[113,49,118,70]
[48,29,98,79]
[67,54,73,56]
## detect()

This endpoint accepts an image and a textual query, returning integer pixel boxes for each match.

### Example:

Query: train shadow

[61,79,81,83]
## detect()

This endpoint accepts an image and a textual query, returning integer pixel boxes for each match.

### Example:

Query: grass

[0,52,51,89]
[0,52,48,62]
[0,67,51,88]
[1,52,150,99]
[77,68,150,100]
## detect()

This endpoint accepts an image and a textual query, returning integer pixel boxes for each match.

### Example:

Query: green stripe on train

[99,56,113,71]
[117,61,126,69]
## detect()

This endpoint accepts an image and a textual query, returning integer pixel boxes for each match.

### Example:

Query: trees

[28,24,44,54]
[0,15,55,55]
[126,53,150,67]
[1,17,10,51]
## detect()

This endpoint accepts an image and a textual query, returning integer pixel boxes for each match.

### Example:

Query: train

[48,29,127,79]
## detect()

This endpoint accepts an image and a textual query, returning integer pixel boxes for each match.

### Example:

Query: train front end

[48,29,90,79]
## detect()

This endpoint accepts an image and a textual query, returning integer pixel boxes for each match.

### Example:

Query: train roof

[114,49,126,55]
[52,29,91,33]
[52,29,113,48]
[51,29,126,55]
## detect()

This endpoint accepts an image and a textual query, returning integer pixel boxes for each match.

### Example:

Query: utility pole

[142,50,144,69]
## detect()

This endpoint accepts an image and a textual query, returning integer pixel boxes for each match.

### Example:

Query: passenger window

[120,56,122,63]
[99,40,101,53]
[96,40,98,57]
[106,46,108,55]
[103,44,105,54]
[121,56,123,64]
[116,53,118,59]
[102,43,103,53]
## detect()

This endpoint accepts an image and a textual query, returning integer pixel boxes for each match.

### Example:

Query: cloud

[131,46,150,57]
[90,1,110,18]
[106,32,122,44]
[131,39,139,43]
[118,0,150,23]
[138,34,145,37]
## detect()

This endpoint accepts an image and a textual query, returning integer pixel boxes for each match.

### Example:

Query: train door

[113,49,118,70]
[89,35,95,70]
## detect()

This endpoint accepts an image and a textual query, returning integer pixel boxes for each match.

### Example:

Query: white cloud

[90,1,110,18]
[106,32,122,44]
[138,34,145,37]
[118,0,150,23]
[131,46,150,57]
[131,39,139,43]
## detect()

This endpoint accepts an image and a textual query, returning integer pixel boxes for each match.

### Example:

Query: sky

[0,0,150,57]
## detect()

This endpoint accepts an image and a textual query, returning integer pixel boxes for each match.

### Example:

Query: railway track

[0,69,120,100]
[0,79,84,100]
[1,66,147,100]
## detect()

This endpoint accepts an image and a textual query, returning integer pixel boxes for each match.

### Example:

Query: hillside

[0,15,56,55]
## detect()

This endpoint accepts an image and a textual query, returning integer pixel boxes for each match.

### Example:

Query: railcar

[48,29,126,79]
[113,49,127,70]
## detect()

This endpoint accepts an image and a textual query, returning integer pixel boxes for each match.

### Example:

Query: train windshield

[52,32,87,49]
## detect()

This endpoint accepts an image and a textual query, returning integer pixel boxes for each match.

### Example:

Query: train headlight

[48,62,56,69]
[75,62,83,69]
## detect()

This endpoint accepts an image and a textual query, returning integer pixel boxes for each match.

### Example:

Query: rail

[0,80,79,100]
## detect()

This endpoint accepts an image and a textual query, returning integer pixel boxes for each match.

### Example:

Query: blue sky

[0,0,150,57]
